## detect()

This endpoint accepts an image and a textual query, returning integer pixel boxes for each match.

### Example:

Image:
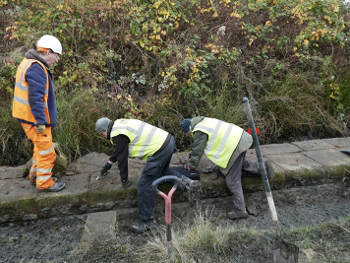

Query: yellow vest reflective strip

[12,59,49,123]
[193,117,243,168]
[110,119,168,160]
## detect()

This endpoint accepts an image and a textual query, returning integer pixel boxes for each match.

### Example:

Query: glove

[35,125,45,134]
[101,162,112,176]
[184,164,191,170]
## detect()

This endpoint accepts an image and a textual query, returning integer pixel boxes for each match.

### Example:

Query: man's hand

[101,162,112,176]
[35,125,45,134]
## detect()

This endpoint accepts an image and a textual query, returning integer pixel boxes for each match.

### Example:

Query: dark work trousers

[242,158,260,177]
[225,151,248,214]
[137,136,185,221]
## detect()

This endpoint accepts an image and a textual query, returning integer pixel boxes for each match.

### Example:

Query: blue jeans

[137,136,184,221]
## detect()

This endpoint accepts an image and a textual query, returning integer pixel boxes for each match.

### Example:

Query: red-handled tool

[152,175,179,263]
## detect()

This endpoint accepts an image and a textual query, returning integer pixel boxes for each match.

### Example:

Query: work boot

[31,176,57,186]
[265,161,275,180]
[227,211,249,220]
[132,219,157,233]
[29,174,36,185]
[42,182,65,192]
[179,176,202,203]
[121,180,131,188]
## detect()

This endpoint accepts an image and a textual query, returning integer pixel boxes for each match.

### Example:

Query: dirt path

[1,180,349,263]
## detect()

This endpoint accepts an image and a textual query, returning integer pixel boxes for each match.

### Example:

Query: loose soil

[1,179,350,263]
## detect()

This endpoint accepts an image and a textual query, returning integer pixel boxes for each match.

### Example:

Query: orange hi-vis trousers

[21,123,56,190]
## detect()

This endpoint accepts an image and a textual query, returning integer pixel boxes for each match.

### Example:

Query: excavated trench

[1,179,350,263]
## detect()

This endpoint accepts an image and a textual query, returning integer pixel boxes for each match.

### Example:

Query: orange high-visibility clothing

[12,58,52,124]
[21,123,56,190]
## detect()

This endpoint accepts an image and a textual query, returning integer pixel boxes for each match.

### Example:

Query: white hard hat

[36,35,62,55]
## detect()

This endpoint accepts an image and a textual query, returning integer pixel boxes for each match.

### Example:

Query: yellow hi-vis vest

[110,119,168,161]
[12,58,50,124]
[193,117,243,169]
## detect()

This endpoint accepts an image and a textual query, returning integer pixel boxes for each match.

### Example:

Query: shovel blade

[274,237,299,263]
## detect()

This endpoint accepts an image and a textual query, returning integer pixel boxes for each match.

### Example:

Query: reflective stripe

[138,126,157,159]
[15,59,33,94]
[39,144,54,156]
[36,174,52,181]
[13,96,48,108]
[110,119,168,160]
[125,121,146,156]
[13,96,30,105]
[15,82,29,92]
[198,121,222,159]
[193,117,243,168]
[212,123,233,163]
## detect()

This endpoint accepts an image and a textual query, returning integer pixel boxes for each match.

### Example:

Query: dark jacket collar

[106,121,115,140]
[25,49,50,70]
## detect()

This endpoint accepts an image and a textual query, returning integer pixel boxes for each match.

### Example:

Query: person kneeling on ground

[180,116,274,220]
[95,117,201,233]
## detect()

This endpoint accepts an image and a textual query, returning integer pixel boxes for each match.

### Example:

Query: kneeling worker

[180,116,274,220]
[96,117,201,233]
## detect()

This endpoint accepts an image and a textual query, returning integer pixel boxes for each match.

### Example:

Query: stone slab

[78,211,117,249]
[292,140,336,151]
[36,173,90,218]
[322,137,350,148]
[303,148,350,176]
[260,143,302,156]
[68,152,109,174]
[2,136,350,224]
[0,178,38,222]
[266,153,326,180]
[0,165,28,180]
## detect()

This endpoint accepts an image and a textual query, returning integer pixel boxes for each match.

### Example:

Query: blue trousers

[137,136,184,221]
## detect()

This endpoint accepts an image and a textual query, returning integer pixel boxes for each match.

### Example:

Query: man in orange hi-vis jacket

[12,35,65,192]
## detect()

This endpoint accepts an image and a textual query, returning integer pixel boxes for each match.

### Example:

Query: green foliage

[0,105,31,166]
[1,0,350,165]
[0,53,22,101]
[53,88,138,161]
[54,89,106,161]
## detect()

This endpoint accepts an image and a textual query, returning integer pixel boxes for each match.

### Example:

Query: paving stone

[78,211,117,249]
[0,178,38,223]
[292,140,336,151]
[0,165,28,180]
[260,143,302,155]
[267,153,326,180]
[2,137,350,223]
[322,137,350,148]
[303,148,350,177]
[36,173,90,218]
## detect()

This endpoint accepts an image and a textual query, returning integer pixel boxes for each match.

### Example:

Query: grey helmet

[95,117,111,134]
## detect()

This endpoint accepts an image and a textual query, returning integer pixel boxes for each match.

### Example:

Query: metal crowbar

[243,97,299,263]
